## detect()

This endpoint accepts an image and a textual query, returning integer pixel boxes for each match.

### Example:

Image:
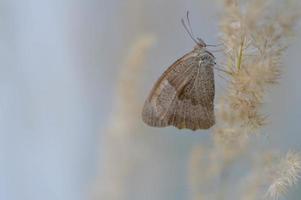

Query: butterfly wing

[142,51,215,130]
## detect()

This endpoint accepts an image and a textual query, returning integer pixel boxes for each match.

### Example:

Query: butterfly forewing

[142,48,215,131]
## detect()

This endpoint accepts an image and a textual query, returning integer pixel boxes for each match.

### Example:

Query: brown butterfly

[142,12,216,131]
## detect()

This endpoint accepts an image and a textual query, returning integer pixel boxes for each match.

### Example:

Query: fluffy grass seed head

[265,151,301,200]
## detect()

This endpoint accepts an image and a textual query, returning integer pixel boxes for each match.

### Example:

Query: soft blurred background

[1,0,301,200]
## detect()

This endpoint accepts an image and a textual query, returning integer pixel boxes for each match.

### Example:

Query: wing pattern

[142,51,215,130]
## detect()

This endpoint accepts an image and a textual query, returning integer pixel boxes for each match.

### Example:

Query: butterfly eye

[201,55,209,60]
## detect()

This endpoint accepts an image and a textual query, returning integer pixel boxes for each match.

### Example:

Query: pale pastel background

[1,0,300,200]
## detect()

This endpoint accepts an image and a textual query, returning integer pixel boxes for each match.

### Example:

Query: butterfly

[142,12,216,131]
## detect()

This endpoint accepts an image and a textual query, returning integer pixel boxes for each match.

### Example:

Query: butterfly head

[194,49,216,66]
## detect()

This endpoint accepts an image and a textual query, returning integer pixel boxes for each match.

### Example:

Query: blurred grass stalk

[189,0,301,199]
[92,35,155,200]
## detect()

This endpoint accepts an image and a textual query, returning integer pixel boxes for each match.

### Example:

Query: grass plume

[265,151,301,199]
[214,0,300,158]
[93,35,155,200]
[189,0,301,199]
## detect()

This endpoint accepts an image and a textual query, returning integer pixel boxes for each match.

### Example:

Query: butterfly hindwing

[142,50,215,130]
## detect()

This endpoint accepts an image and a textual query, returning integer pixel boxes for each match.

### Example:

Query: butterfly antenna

[181,16,199,45]
[186,11,196,39]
